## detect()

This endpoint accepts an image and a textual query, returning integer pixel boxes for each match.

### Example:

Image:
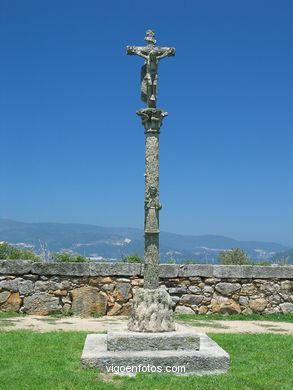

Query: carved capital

[136,108,168,133]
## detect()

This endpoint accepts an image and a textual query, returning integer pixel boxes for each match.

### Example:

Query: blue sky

[0,0,292,246]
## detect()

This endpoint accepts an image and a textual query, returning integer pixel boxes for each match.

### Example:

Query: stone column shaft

[137,108,167,289]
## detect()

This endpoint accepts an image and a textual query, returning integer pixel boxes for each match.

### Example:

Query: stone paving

[0,315,292,334]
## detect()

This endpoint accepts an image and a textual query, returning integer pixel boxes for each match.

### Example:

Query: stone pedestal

[81,323,230,376]
[127,288,175,332]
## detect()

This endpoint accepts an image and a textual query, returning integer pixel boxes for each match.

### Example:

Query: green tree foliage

[218,248,249,265]
[122,253,142,263]
[50,252,88,263]
[0,242,41,262]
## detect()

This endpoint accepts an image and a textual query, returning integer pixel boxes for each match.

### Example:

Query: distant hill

[271,249,293,265]
[0,218,288,263]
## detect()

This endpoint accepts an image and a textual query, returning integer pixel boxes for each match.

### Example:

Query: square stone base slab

[81,333,230,376]
[107,323,200,351]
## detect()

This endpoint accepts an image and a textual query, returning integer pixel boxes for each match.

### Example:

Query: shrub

[218,248,249,265]
[122,253,142,263]
[0,242,41,262]
[50,252,88,263]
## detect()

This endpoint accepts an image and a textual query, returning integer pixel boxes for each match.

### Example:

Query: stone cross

[127,31,176,332]
[126,29,175,108]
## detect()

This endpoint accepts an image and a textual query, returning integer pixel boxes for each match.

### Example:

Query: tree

[218,248,248,265]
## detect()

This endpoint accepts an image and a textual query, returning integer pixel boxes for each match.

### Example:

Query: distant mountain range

[0,218,289,263]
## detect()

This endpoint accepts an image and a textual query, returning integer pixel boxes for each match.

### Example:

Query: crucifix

[127,30,176,332]
[126,29,175,108]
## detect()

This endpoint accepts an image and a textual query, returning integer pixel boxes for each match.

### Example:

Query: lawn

[0,331,292,390]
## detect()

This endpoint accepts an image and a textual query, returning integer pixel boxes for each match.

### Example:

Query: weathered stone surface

[212,297,241,314]
[107,303,122,316]
[239,296,249,306]
[168,286,187,294]
[1,260,293,317]
[249,298,268,312]
[31,262,90,276]
[268,294,282,304]
[60,280,72,290]
[53,289,68,296]
[0,278,19,292]
[240,283,256,295]
[281,280,293,291]
[23,274,39,281]
[128,288,175,332]
[119,301,132,316]
[189,277,203,283]
[0,260,292,279]
[113,283,132,302]
[0,291,10,303]
[279,303,293,314]
[242,307,253,315]
[0,260,32,275]
[101,284,114,292]
[203,286,214,294]
[97,277,113,284]
[35,280,61,292]
[198,306,208,315]
[263,307,280,314]
[174,305,195,314]
[107,324,200,351]
[178,265,213,277]
[18,280,34,295]
[159,264,179,278]
[89,263,141,277]
[23,293,60,315]
[258,281,278,294]
[0,292,21,311]
[71,287,107,317]
[81,332,230,376]
[131,278,143,286]
[180,294,203,305]
[215,283,241,296]
[188,285,202,294]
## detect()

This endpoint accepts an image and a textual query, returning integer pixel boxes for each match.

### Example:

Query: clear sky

[0,0,292,246]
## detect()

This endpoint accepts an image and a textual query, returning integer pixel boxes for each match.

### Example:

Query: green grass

[174,313,293,322]
[0,311,25,319]
[180,321,229,329]
[0,331,292,390]
[1,311,292,322]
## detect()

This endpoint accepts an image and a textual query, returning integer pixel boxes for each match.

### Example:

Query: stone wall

[0,261,293,316]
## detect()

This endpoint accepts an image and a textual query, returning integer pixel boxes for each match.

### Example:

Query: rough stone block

[279,302,293,314]
[215,283,241,296]
[71,286,107,316]
[89,263,142,276]
[159,264,179,278]
[107,323,200,351]
[174,306,195,314]
[178,265,213,277]
[23,293,61,315]
[0,260,32,275]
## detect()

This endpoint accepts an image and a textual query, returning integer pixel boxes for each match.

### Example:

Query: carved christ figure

[127,30,175,107]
